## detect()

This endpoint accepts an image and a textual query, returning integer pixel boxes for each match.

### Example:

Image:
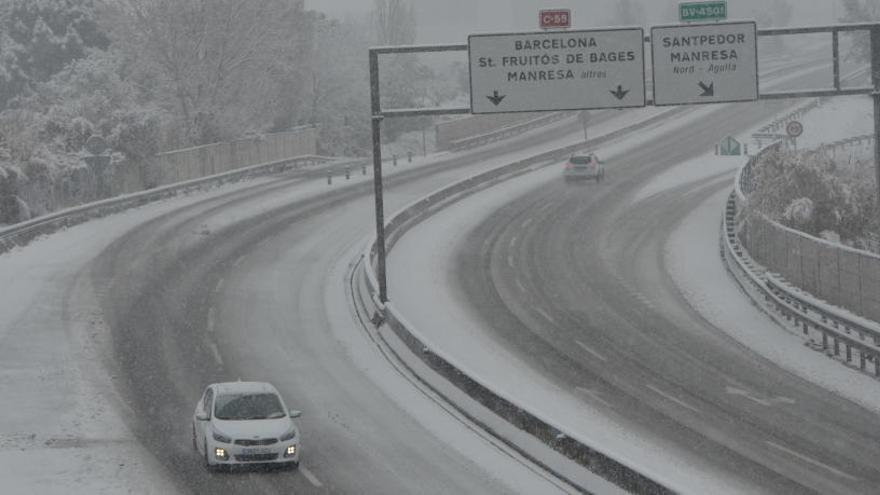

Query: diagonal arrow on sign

[486,90,506,106]
[610,85,629,100]
[698,81,715,97]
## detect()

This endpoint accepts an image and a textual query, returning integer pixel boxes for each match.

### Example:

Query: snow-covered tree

[106,0,310,146]
[750,149,877,245]
[0,0,109,109]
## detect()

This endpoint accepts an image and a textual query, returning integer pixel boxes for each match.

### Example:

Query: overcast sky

[306,0,837,43]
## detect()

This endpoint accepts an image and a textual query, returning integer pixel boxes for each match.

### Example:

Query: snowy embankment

[665,91,880,415]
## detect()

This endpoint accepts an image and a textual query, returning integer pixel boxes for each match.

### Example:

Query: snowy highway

[387,68,880,493]
[0,51,863,494]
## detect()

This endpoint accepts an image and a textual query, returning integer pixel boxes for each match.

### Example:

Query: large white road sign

[651,21,757,106]
[468,29,646,114]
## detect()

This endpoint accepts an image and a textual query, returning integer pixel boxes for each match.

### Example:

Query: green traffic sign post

[679,1,727,23]
[719,136,742,156]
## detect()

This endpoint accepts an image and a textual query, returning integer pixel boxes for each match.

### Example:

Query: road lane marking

[300,466,323,487]
[521,218,533,228]
[206,341,223,366]
[232,254,246,267]
[536,308,557,325]
[507,255,515,269]
[726,386,796,407]
[576,387,614,408]
[765,441,859,481]
[575,340,608,362]
[646,384,701,414]
[213,277,225,294]
[206,307,215,333]
[515,278,527,293]
[509,236,518,249]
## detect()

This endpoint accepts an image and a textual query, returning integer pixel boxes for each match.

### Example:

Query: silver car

[563,153,605,183]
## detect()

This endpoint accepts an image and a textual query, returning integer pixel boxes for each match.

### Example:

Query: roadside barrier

[724,152,880,377]
[0,155,343,254]
[355,108,696,494]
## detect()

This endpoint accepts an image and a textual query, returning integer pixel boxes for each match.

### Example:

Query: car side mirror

[196,412,210,421]
[289,410,302,419]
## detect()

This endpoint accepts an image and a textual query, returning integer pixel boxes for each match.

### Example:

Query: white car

[563,153,605,183]
[192,381,302,470]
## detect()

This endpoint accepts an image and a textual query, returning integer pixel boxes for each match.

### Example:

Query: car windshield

[214,393,286,420]
[570,156,595,165]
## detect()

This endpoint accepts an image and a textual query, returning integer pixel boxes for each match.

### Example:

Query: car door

[195,387,214,451]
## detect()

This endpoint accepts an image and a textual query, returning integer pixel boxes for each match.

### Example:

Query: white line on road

[206,307,215,333]
[576,387,614,408]
[515,278,527,293]
[646,384,701,414]
[765,441,859,481]
[299,466,323,487]
[521,218,532,228]
[536,308,557,325]
[206,341,223,366]
[507,255,515,269]
[575,340,608,362]
[213,277,225,294]
[509,236,518,250]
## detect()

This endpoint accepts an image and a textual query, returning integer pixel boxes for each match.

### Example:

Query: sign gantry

[651,21,758,106]
[468,29,646,114]
[368,21,880,303]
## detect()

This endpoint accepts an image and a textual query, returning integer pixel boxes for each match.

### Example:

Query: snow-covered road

[0,52,846,494]
[386,70,880,493]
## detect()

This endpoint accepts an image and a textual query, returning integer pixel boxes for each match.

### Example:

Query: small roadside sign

[468,28,646,114]
[719,136,742,155]
[786,120,804,138]
[540,9,571,30]
[651,21,758,106]
[679,1,727,23]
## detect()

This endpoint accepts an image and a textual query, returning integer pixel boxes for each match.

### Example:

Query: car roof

[211,381,279,396]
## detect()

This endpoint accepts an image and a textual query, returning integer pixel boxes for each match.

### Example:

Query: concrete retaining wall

[741,197,880,323]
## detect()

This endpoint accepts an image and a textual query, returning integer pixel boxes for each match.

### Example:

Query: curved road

[45,55,826,494]
[450,96,880,492]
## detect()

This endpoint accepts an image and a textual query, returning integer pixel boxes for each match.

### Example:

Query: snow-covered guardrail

[724,155,880,378]
[0,154,346,254]
[356,110,696,494]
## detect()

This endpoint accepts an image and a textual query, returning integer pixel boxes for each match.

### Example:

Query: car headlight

[279,428,297,442]
[212,430,232,443]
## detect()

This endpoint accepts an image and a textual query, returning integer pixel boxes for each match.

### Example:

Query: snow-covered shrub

[749,148,877,247]
[783,197,814,227]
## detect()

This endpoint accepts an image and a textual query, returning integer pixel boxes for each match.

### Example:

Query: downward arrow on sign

[487,90,506,106]
[610,85,629,100]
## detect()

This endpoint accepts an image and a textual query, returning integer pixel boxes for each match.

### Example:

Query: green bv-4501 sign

[679,1,727,23]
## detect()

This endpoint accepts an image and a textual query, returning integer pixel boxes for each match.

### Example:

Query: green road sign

[679,1,727,23]
[719,136,741,156]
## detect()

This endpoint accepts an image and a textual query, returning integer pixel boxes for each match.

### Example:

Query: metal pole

[872,28,880,211]
[832,30,840,91]
[369,49,388,303]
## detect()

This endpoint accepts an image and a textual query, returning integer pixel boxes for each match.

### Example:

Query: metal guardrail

[0,154,342,254]
[724,165,880,378]
[356,110,700,494]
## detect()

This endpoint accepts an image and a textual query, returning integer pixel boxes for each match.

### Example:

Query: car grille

[234,453,279,462]
[234,438,278,446]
